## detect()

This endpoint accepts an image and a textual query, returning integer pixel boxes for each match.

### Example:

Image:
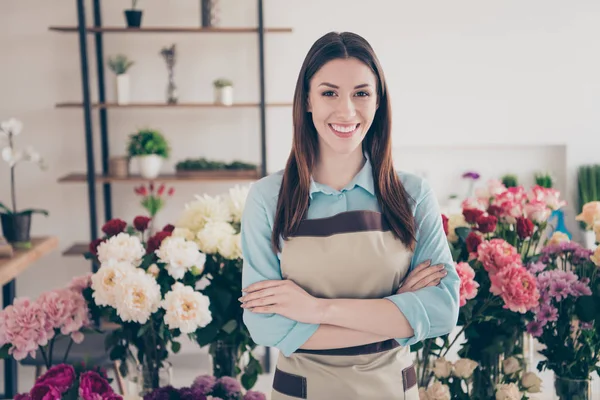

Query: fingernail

[238,297,244,302]
[426,259,432,265]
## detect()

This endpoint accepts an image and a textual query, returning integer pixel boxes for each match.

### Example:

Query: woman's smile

[328,123,361,138]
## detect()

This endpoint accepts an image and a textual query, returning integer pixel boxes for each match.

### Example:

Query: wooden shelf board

[55,102,292,109]
[58,171,261,183]
[62,243,89,257]
[49,26,292,34]
[0,236,59,286]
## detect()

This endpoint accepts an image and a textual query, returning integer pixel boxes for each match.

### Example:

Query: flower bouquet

[14,363,122,400]
[83,217,212,395]
[526,236,600,400]
[173,185,262,389]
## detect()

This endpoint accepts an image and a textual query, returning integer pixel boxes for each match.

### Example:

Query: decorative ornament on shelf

[134,183,175,234]
[125,0,143,28]
[213,78,233,106]
[160,44,178,104]
[0,118,48,248]
[126,128,170,179]
[107,54,134,105]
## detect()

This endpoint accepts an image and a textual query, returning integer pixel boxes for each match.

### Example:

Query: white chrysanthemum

[196,221,235,254]
[218,233,242,260]
[155,236,206,280]
[171,227,196,241]
[176,194,231,233]
[113,269,161,324]
[90,260,135,308]
[227,185,250,223]
[162,282,212,333]
[97,232,145,266]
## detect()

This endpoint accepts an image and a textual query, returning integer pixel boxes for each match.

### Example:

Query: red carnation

[101,219,127,236]
[167,187,175,196]
[476,214,497,234]
[516,216,534,239]
[441,214,449,236]
[89,238,105,256]
[146,231,172,254]
[157,184,166,196]
[162,224,175,233]
[463,208,484,224]
[134,185,148,196]
[466,231,483,254]
[133,216,151,232]
[487,205,503,218]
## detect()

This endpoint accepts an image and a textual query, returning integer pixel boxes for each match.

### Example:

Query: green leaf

[575,296,596,322]
[137,323,151,338]
[18,208,49,216]
[109,345,126,361]
[0,344,11,359]
[221,320,238,334]
[171,341,181,353]
[195,324,220,346]
[119,360,129,377]
[213,288,233,313]
[455,227,471,242]
[0,202,13,214]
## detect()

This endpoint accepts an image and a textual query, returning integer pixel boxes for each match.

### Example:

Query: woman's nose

[336,96,357,118]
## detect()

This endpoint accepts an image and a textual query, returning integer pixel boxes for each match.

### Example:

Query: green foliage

[534,171,554,188]
[175,157,257,171]
[501,173,518,188]
[107,54,134,75]
[127,129,170,158]
[131,0,139,10]
[578,164,600,211]
[213,78,233,88]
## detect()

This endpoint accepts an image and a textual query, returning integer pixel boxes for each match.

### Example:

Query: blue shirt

[240,156,460,357]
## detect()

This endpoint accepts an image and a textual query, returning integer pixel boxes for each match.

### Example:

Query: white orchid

[0,118,23,137]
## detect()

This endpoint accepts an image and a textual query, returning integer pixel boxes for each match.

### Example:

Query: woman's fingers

[404,263,445,289]
[412,268,447,289]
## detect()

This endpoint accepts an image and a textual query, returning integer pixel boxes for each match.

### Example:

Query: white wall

[1,0,599,299]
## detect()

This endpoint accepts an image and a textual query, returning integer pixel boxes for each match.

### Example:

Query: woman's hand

[240,280,324,325]
[396,260,447,294]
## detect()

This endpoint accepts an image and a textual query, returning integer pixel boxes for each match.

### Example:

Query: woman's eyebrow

[318,82,372,89]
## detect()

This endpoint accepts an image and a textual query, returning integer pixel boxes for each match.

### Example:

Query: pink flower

[37,289,91,344]
[476,239,522,275]
[490,265,540,313]
[68,274,92,292]
[192,375,216,394]
[475,179,507,200]
[0,298,50,360]
[462,197,488,211]
[29,383,62,400]
[79,371,115,400]
[14,393,32,400]
[528,186,566,210]
[524,201,551,223]
[455,262,479,306]
[243,391,267,400]
[527,320,545,337]
[536,304,558,324]
[36,364,75,393]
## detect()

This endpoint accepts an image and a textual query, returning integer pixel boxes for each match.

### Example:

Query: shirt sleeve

[240,182,320,357]
[384,179,460,346]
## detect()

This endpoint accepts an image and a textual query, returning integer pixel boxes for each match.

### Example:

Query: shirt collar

[309,151,375,199]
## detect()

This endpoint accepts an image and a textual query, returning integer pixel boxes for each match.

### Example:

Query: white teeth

[331,124,358,133]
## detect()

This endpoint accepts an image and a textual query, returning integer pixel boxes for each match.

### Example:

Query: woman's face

[307,57,378,157]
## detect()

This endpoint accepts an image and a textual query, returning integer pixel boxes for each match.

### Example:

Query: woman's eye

[321,91,336,97]
[355,91,370,97]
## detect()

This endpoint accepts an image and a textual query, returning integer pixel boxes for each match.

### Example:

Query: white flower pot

[136,154,163,179]
[116,74,130,105]
[214,86,233,105]
[583,230,598,250]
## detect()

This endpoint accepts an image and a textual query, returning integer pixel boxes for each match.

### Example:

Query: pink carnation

[528,185,566,211]
[29,383,62,400]
[68,274,92,292]
[476,239,522,275]
[78,371,115,400]
[36,364,76,393]
[524,200,551,223]
[455,262,479,306]
[0,298,51,360]
[37,289,91,344]
[490,265,540,313]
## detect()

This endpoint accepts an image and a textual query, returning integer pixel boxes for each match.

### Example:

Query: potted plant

[127,128,170,180]
[107,54,134,105]
[124,0,143,28]
[0,118,48,248]
[577,164,600,249]
[213,78,233,106]
[174,157,259,178]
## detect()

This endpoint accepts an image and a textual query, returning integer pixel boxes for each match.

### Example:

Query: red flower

[441,214,449,236]
[101,219,127,236]
[157,184,165,196]
[168,187,175,196]
[133,216,151,232]
[487,205,503,217]
[516,217,534,239]
[149,183,155,192]
[134,185,148,196]
[146,231,172,254]
[463,208,484,224]
[88,238,105,256]
[162,224,175,233]
[466,231,483,254]
[476,214,497,234]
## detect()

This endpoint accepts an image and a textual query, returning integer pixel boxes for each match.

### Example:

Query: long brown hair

[271,31,416,252]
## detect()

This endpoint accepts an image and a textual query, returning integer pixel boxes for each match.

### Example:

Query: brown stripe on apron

[272,210,419,400]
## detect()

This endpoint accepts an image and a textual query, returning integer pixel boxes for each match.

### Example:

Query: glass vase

[211,340,237,378]
[471,353,502,399]
[554,376,591,400]
[135,360,173,397]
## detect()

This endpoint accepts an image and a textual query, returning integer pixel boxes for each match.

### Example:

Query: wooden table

[0,236,59,399]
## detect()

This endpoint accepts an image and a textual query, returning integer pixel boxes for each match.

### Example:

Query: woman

[239,31,460,400]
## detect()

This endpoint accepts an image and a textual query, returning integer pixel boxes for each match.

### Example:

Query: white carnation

[97,232,145,266]
[90,260,136,308]
[521,372,542,393]
[495,383,521,400]
[426,381,450,400]
[453,358,478,379]
[176,194,231,233]
[113,269,161,324]
[218,233,242,260]
[196,221,235,254]
[155,236,206,280]
[162,282,212,333]
[171,227,196,241]
[433,357,452,379]
[227,185,250,223]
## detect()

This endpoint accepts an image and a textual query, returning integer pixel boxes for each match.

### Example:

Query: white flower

[171,227,195,241]
[495,383,521,400]
[162,282,212,333]
[447,214,469,243]
[96,232,145,266]
[418,387,430,400]
[113,268,161,324]
[433,357,453,379]
[147,263,160,278]
[521,372,542,393]
[90,260,136,308]
[196,221,235,254]
[453,358,478,379]
[0,118,23,136]
[218,233,242,260]
[176,194,231,233]
[227,184,250,223]
[502,357,520,375]
[1,147,23,167]
[426,381,450,400]
[195,274,212,291]
[155,236,206,280]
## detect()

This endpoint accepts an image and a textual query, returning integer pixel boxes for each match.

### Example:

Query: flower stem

[63,338,74,364]
[48,338,55,368]
[40,346,50,369]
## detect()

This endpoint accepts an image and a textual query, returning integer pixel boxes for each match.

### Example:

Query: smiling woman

[240,31,460,400]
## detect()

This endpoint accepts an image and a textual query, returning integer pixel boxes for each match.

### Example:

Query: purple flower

[179,387,206,400]
[571,280,592,297]
[527,261,546,274]
[527,320,545,337]
[30,383,62,400]
[549,279,571,301]
[35,364,76,394]
[243,390,267,400]
[142,386,179,400]
[537,304,558,323]
[14,394,32,400]
[192,375,216,395]
[462,171,480,180]
[78,371,114,400]
[212,376,242,400]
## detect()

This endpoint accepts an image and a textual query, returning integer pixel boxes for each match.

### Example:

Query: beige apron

[272,210,419,400]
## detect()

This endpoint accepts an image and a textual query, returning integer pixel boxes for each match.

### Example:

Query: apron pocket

[273,368,307,399]
[402,363,417,392]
